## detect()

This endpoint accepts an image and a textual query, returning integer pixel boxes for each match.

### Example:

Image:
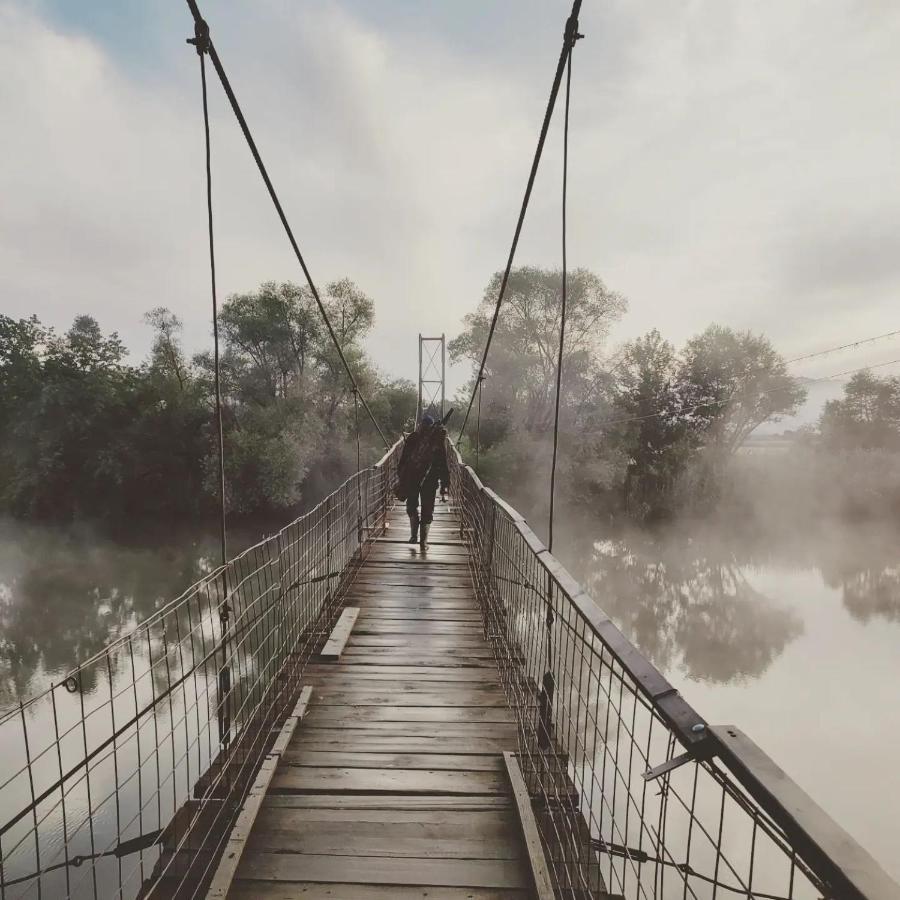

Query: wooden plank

[280,751,505,771]
[503,751,554,900]
[311,691,508,707]
[236,852,529,889]
[254,806,517,825]
[297,721,517,737]
[287,734,515,754]
[304,706,515,725]
[270,766,509,795]
[319,607,359,661]
[206,686,313,899]
[304,664,491,679]
[336,655,498,667]
[247,809,521,859]
[262,793,513,811]
[347,636,494,648]
[230,881,526,899]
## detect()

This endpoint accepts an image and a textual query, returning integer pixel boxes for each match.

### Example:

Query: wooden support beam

[207,686,313,899]
[319,607,360,661]
[502,752,554,900]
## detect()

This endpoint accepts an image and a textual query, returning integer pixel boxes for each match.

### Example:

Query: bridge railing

[0,438,403,900]
[448,441,900,900]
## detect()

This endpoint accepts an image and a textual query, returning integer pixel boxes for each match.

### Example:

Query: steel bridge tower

[416,333,446,425]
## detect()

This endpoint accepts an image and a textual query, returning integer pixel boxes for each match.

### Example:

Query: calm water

[561,518,900,883]
[1,515,898,886]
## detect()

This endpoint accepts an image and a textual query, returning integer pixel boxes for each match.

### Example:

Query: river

[0,514,898,886]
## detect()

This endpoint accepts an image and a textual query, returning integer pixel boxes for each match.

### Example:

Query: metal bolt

[691,723,706,734]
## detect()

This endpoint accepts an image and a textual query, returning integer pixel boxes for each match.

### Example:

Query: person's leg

[405,493,419,543]
[419,477,438,547]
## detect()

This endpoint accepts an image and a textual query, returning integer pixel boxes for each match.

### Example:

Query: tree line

[0,280,415,526]
[2,266,895,528]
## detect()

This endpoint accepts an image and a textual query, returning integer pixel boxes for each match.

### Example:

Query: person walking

[396,414,449,549]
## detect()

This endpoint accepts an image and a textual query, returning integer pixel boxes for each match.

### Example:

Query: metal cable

[190,18,233,755]
[456,0,583,445]
[184,0,389,449]
[547,30,579,553]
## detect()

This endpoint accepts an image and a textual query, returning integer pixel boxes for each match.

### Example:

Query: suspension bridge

[2,0,900,898]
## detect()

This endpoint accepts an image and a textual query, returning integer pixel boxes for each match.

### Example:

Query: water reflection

[0,519,228,706]
[570,519,900,685]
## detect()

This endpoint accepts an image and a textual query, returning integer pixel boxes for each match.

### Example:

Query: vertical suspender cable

[353,388,363,543]
[474,375,484,472]
[540,13,580,754]
[190,19,231,750]
[548,30,579,554]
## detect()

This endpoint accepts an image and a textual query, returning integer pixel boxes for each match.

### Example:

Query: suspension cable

[456,0,583,445]
[193,26,227,572]
[474,374,484,472]
[184,0,389,450]
[189,19,232,752]
[353,388,363,542]
[547,30,579,554]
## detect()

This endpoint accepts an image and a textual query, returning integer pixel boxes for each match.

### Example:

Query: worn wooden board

[319,607,359,661]
[262,794,514,811]
[304,706,516,725]
[504,752,554,900]
[207,686,313,899]
[230,881,526,899]
[236,852,529,889]
[271,766,509,795]
[312,691,508,708]
[280,751,505,771]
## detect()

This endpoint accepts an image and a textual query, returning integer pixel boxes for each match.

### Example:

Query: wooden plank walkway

[227,500,536,899]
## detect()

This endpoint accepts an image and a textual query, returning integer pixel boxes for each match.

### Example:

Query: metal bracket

[643,749,694,782]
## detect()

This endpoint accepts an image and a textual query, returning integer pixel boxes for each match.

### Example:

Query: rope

[547,28,580,553]
[456,0,584,445]
[184,0,389,450]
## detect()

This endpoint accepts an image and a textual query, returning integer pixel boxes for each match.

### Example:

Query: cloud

[2,0,900,393]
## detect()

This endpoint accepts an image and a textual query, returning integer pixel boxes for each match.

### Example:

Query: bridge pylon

[417,332,446,425]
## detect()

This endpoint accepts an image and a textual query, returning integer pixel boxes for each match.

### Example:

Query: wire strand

[548,32,578,553]
[198,45,227,573]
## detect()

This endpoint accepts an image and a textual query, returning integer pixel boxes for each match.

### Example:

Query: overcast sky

[2,0,899,394]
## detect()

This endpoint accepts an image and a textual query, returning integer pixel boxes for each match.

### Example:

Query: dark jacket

[398,426,449,490]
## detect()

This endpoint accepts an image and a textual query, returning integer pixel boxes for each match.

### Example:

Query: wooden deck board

[229,504,536,898]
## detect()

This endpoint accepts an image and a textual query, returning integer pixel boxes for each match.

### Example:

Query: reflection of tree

[840,568,900,623]
[583,534,803,684]
[816,528,900,624]
[0,523,222,703]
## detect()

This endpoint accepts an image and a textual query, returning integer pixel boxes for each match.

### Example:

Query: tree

[819,370,900,450]
[450,267,626,433]
[145,307,187,390]
[678,325,805,457]
[613,330,698,516]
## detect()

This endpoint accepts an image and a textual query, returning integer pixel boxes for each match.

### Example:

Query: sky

[2,0,900,397]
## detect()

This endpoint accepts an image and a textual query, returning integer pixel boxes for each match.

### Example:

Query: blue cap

[421,414,435,427]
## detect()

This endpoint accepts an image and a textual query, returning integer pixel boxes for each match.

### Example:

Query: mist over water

[544,511,900,882]
[1,482,899,880]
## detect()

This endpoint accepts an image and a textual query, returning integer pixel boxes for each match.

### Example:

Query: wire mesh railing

[447,440,900,900]
[0,439,402,900]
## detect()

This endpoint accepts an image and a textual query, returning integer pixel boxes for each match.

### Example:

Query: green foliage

[819,370,900,450]
[452,268,805,525]
[0,279,415,526]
